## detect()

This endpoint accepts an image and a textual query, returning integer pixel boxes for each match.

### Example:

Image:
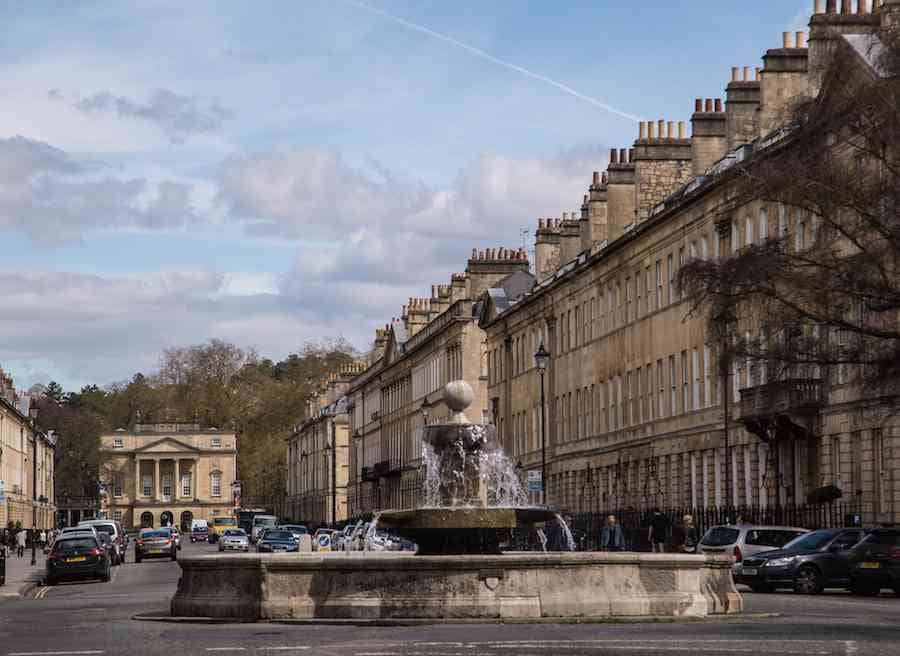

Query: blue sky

[0,0,810,391]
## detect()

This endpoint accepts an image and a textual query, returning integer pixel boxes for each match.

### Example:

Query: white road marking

[845,642,859,656]
[8,651,105,656]
[205,650,246,653]
[257,649,311,652]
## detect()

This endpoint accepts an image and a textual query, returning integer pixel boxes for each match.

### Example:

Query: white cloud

[0,136,202,245]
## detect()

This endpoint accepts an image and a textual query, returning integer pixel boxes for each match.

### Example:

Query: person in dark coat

[648,508,669,553]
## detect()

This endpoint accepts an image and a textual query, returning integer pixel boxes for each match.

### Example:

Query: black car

[46,533,111,585]
[738,528,866,594]
[256,529,299,553]
[848,528,900,596]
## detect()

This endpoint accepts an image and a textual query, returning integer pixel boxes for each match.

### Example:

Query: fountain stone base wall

[170,552,742,621]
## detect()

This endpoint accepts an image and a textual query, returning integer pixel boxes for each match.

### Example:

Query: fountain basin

[170,552,742,622]
[378,507,559,555]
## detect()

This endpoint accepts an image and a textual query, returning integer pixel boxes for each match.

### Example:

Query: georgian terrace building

[98,423,237,530]
[0,371,56,531]
[478,2,900,526]
[345,251,533,517]
[285,365,362,525]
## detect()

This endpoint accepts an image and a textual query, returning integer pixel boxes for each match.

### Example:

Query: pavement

[0,541,898,656]
[0,547,46,598]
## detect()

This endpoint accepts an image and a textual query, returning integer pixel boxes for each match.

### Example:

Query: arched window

[778,205,788,237]
[745,216,754,246]
[210,471,222,497]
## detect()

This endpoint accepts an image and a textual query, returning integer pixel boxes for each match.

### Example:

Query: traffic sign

[317,533,332,552]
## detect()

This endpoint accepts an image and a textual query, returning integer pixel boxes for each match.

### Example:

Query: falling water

[555,512,577,552]
[537,529,548,552]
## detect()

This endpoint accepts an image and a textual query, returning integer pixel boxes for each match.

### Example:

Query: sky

[0,0,811,391]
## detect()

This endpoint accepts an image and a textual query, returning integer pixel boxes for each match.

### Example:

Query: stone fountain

[169,381,742,622]
[375,380,561,555]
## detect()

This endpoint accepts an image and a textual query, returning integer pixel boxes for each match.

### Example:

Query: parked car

[46,533,111,585]
[697,524,808,576]
[257,529,299,553]
[170,527,182,550]
[208,517,238,543]
[190,524,209,543]
[77,520,126,565]
[218,528,250,552]
[135,527,178,562]
[848,527,900,596]
[738,527,867,594]
[278,524,310,540]
[251,515,278,543]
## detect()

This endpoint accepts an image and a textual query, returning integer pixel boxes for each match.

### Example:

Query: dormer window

[211,437,221,448]
[113,438,123,449]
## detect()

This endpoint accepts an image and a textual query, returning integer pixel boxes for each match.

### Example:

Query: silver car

[218,528,250,552]
[698,524,808,575]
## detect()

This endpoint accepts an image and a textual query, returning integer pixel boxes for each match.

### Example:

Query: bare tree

[680,27,900,396]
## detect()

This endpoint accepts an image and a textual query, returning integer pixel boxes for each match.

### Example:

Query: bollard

[0,545,6,586]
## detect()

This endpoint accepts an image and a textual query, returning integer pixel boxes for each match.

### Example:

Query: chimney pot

[628,148,634,162]
[592,170,600,184]
[743,66,751,81]
[783,31,791,48]
[619,148,627,162]
[841,0,852,13]
[648,121,656,139]
[755,67,762,81]
[678,121,686,139]
[657,119,666,139]
[714,98,723,112]
[814,0,824,12]
[667,121,675,139]
[695,98,703,112]
[731,66,739,82]
[639,121,647,140]
[857,0,867,14]
[610,148,619,164]
[703,98,711,112]
[602,171,609,184]
[796,32,807,48]
[826,0,837,13]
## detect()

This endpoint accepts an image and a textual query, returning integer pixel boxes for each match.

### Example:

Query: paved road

[1,541,898,656]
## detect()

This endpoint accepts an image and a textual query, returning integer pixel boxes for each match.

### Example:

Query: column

[193,458,199,500]
[154,458,160,501]
[135,459,142,500]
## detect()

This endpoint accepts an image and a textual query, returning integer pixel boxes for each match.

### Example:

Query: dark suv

[738,528,866,594]
[847,528,900,596]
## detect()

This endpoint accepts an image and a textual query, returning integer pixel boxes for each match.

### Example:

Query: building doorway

[140,511,154,528]
[180,511,193,531]
[160,510,174,527]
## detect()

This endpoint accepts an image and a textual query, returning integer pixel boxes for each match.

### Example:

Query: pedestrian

[15,528,26,558]
[670,514,697,553]
[599,514,625,552]
[39,529,47,549]
[648,508,668,553]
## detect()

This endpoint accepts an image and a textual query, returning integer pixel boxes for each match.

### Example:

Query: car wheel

[45,576,57,586]
[794,565,823,595]
[101,567,111,583]
[850,581,880,596]
[749,584,774,593]
[135,556,142,563]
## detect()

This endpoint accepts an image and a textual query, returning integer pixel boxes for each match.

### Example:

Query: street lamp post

[533,341,551,505]
[330,415,337,527]
[28,407,39,567]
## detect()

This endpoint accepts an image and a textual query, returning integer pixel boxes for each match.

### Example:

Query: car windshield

[54,538,97,553]
[193,526,208,532]
[783,530,835,551]
[263,531,294,541]
[254,517,277,527]
[142,530,171,539]
[281,525,308,534]
[83,524,114,535]
[700,527,740,547]
[858,531,900,546]
[213,518,234,526]
[223,530,246,537]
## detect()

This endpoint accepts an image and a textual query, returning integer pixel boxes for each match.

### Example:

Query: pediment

[134,436,200,454]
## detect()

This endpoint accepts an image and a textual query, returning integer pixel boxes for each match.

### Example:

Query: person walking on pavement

[600,514,626,552]
[648,508,669,553]
[670,514,697,553]
[15,528,26,558]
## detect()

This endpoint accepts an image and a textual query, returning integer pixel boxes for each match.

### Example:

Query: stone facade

[0,371,56,531]
[285,365,361,524]
[345,250,532,517]
[98,423,237,530]
[477,3,899,527]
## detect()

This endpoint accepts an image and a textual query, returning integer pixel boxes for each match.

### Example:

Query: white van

[251,515,277,543]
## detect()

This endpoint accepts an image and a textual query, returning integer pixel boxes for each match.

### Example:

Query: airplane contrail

[345,0,642,123]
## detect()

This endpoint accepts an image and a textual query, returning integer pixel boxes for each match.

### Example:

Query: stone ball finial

[444,380,474,413]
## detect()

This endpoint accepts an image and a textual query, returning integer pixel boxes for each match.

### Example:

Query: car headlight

[765,556,796,568]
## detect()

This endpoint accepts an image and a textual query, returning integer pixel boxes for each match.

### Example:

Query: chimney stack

[691,97,727,176]
[726,64,761,149]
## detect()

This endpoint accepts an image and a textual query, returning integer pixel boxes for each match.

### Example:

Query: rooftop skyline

[0,0,809,390]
